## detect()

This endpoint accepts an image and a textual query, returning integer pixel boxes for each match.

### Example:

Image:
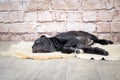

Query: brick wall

[0,0,120,42]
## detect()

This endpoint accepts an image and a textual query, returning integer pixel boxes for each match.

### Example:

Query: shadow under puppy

[32,31,113,56]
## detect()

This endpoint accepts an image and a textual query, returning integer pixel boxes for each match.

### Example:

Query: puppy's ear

[40,35,46,38]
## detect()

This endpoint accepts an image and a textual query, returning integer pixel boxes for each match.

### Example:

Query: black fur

[32,31,113,55]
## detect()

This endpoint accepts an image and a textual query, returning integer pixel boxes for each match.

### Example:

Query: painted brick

[23,33,38,41]
[77,0,85,9]
[96,22,111,32]
[114,0,120,10]
[26,0,50,11]
[38,0,50,10]
[110,22,120,32]
[26,1,38,11]
[51,0,77,10]
[98,33,112,40]
[105,0,114,9]
[9,23,35,33]
[0,33,10,41]
[83,11,97,21]
[67,12,82,22]
[112,33,120,42]
[24,12,37,22]
[37,11,53,22]
[67,22,84,31]
[0,12,9,23]
[0,0,8,2]
[113,10,120,21]
[82,0,114,10]
[84,23,96,32]
[17,11,24,22]
[97,10,114,21]
[53,11,67,21]
[82,0,106,10]
[0,24,10,32]
[0,1,22,11]
[0,1,12,11]
[9,11,18,22]
[9,11,24,22]
[10,34,23,41]
[35,25,47,32]
[11,1,22,10]
[46,22,66,32]
[36,22,66,32]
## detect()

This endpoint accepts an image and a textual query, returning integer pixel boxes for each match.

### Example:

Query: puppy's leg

[82,46,108,55]
[61,38,80,54]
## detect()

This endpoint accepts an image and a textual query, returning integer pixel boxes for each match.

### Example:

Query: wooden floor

[0,41,120,80]
[0,56,120,80]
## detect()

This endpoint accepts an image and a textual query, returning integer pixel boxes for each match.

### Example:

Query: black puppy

[32,31,113,55]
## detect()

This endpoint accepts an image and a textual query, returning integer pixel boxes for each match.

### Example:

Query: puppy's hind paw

[108,41,113,44]
[103,51,109,56]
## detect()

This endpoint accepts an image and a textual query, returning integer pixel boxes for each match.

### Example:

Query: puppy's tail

[91,35,113,45]
[94,39,113,45]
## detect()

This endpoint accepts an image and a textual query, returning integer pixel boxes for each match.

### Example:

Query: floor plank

[94,61,120,80]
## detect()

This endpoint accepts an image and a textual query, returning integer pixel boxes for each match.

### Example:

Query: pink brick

[113,10,120,21]
[110,22,120,32]
[0,24,10,32]
[26,1,38,11]
[9,23,35,33]
[53,11,67,21]
[0,12,9,23]
[46,22,66,32]
[105,0,114,9]
[83,11,97,21]
[51,0,77,10]
[96,22,111,32]
[67,22,84,31]
[10,34,23,41]
[35,25,47,32]
[97,10,114,21]
[82,0,106,10]
[38,0,50,10]
[24,12,37,22]
[0,33,10,41]
[11,1,22,10]
[112,33,120,42]
[0,1,22,11]
[37,11,53,22]
[9,11,18,22]
[67,12,82,21]
[0,1,12,11]
[9,11,24,22]
[77,0,85,9]
[114,0,120,10]
[98,33,113,41]
[84,23,96,32]
[82,0,114,10]
[27,0,50,11]
[36,22,66,32]
[17,11,24,22]
[23,33,38,41]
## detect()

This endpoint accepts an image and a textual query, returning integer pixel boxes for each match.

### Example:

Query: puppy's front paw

[75,49,80,54]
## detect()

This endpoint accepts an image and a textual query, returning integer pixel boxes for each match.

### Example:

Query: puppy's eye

[35,40,40,44]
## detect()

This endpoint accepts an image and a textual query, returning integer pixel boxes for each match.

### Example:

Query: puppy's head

[32,35,51,53]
